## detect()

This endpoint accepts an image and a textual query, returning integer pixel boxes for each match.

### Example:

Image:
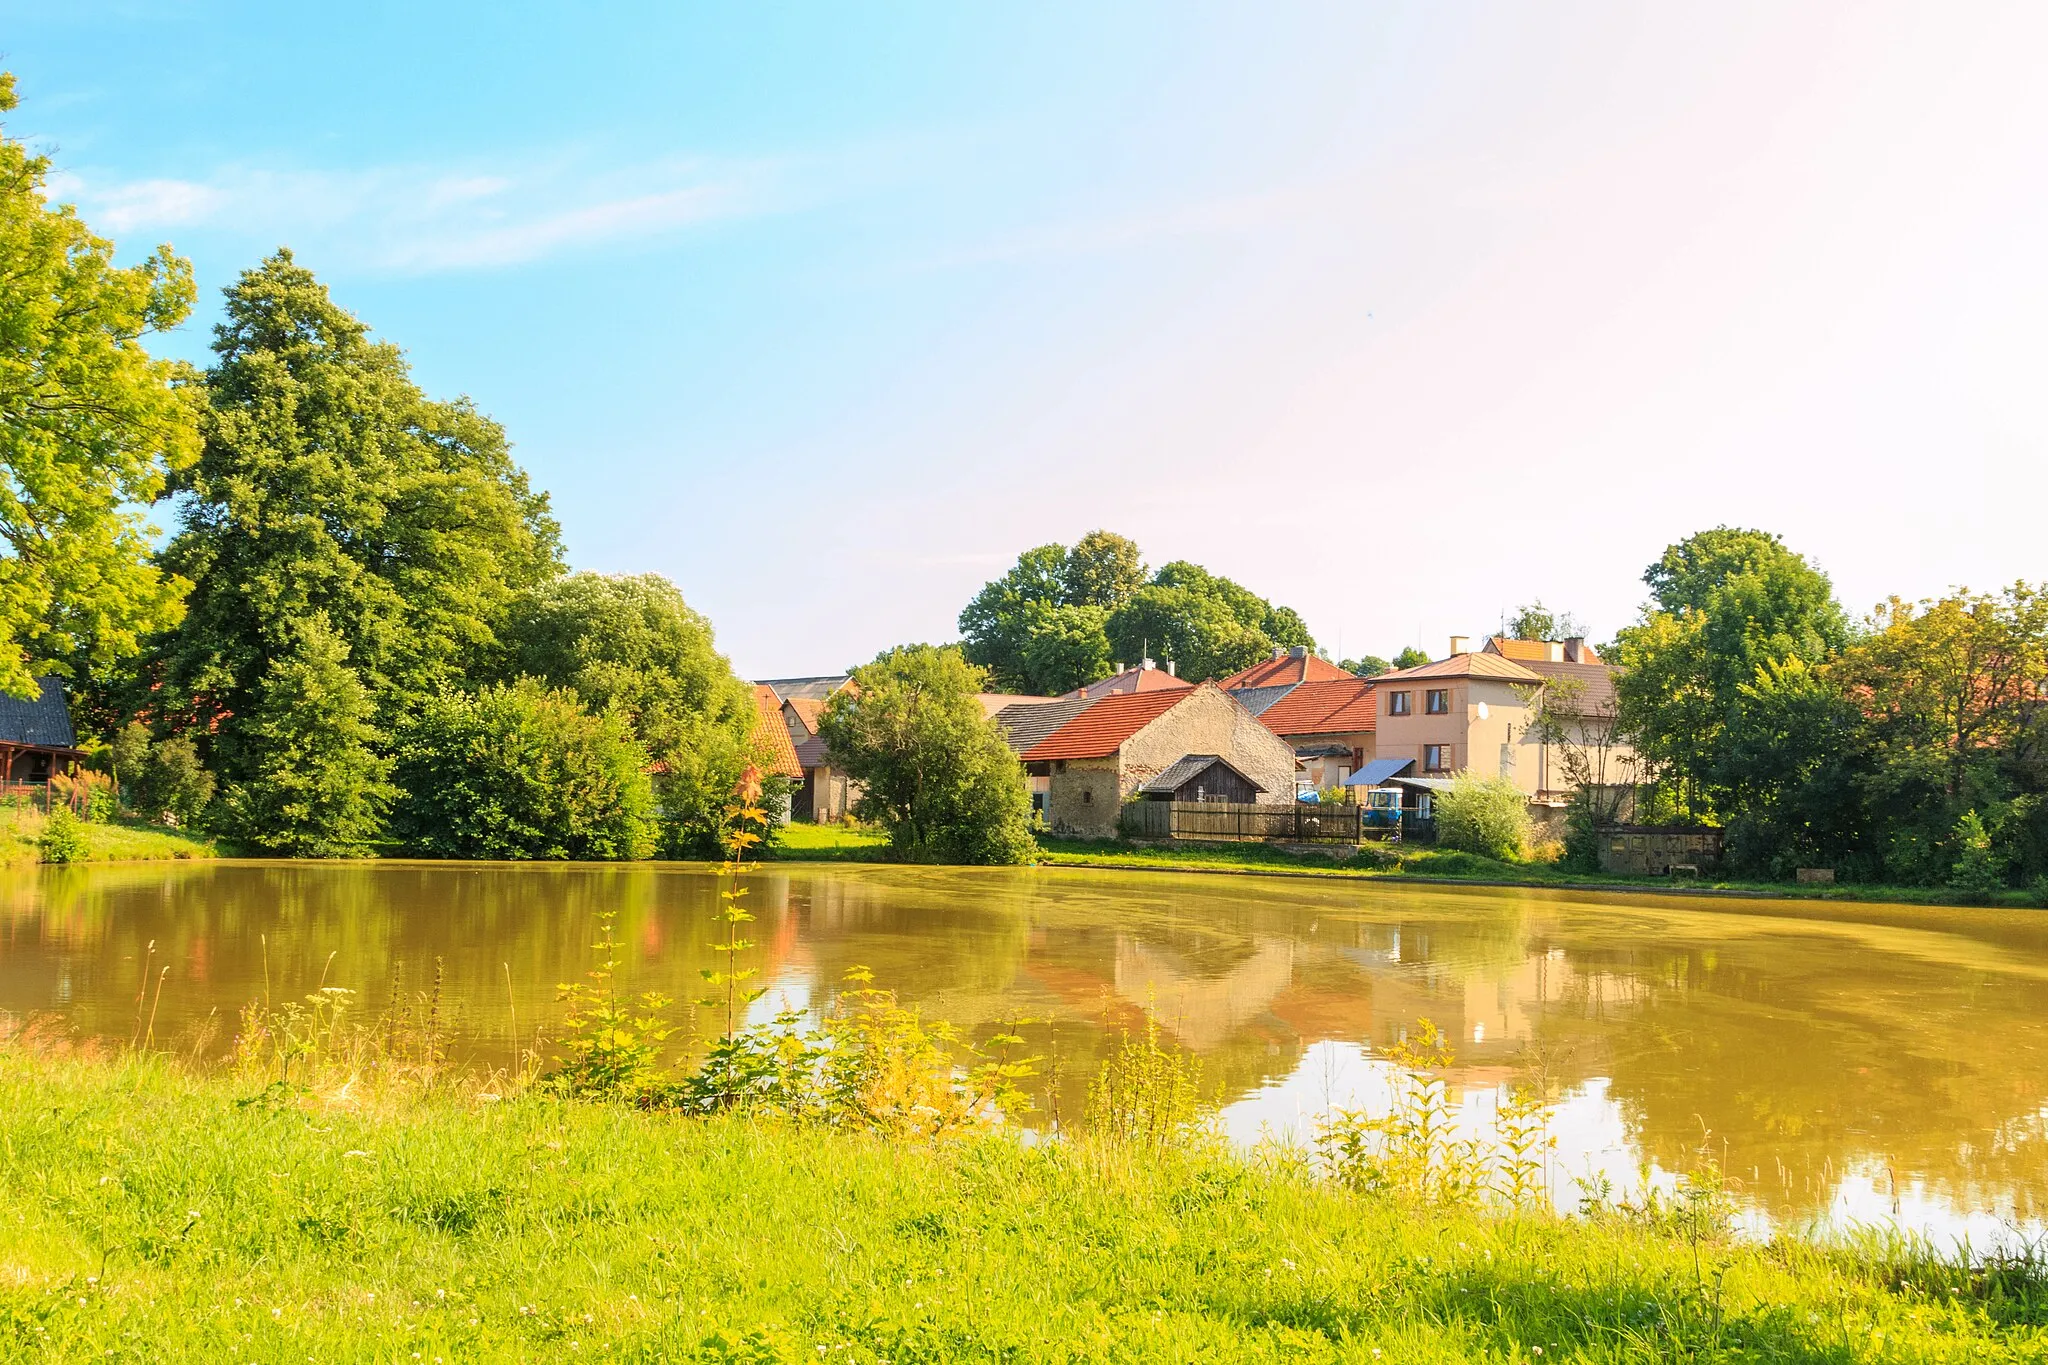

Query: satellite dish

[1476,701,1490,720]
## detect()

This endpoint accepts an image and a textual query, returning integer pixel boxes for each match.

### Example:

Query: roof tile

[1022,689,1187,761]
[1256,678,1378,736]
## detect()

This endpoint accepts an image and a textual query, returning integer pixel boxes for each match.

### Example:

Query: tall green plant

[700,767,772,1039]
[0,72,201,699]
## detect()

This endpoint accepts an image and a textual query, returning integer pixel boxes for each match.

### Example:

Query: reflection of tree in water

[1532,938,2048,1222]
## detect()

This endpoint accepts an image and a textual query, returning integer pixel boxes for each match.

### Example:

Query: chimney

[1141,656,1156,672]
[1167,660,1176,676]
[1289,645,1308,660]
[1563,636,1584,663]
[1545,641,1565,662]
[1449,635,1470,656]
[1271,645,1284,661]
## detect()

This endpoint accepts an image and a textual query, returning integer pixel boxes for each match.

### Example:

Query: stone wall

[1044,757,1123,838]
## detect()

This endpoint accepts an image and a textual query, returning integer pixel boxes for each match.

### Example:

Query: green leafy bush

[1434,775,1531,862]
[1948,809,2005,902]
[37,806,89,863]
[391,680,656,860]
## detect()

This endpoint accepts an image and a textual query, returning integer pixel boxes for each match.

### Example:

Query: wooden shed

[1136,754,1265,804]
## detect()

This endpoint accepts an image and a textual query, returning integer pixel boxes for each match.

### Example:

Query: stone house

[1020,682,1298,839]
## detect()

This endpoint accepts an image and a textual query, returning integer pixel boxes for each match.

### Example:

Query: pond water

[5,860,2048,1250]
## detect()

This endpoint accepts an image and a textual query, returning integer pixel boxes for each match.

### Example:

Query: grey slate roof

[757,676,849,702]
[1138,754,1266,795]
[0,678,78,750]
[993,697,1095,755]
[1229,683,1297,717]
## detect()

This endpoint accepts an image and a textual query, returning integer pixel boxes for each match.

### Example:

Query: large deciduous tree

[959,533,1313,691]
[1832,587,2048,886]
[1104,560,1315,685]
[156,251,562,837]
[496,572,759,855]
[0,72,202,697]
[816,645,1033,864]
[1611,528,1849,824]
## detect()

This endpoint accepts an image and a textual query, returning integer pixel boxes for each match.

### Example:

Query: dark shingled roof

[0,678,78,750]
[757,676,850,702]
[1138,754,1266,796]
[994,697,1095,755]
[1229,683,1297,717]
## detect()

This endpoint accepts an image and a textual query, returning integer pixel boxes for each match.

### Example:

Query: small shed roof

[1345,757,1416,787]
[1137,754,1265,796]
[1390,775,1457,794]
[0,678,79,751]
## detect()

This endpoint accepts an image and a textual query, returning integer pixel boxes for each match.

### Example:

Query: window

[1387,691,1411,716]
[1081,789,1092,804]
[1424,744,1452,772]
[1425,689,1450,715]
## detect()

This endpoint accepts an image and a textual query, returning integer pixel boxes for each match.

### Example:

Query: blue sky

[9,3,2048,676]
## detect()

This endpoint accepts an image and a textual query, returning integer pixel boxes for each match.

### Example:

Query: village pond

[4,860,2047,1250]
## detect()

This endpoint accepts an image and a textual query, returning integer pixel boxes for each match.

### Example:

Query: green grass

[765,820,891,860]
[1032,836,2048,908]
[1,1048,2043,1362]
[0,801,215,866]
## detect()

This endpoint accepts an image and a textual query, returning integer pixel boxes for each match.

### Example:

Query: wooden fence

[1120,800,1362,844]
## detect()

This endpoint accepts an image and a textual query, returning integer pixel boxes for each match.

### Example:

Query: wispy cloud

[47,151,779,273]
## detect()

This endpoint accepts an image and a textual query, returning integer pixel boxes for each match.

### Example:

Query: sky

[7,2,2047,677]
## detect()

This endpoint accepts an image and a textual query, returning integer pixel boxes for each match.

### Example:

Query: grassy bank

[1,1046,2043,1362]
[763,821,2048,908]
[0,801,215,866]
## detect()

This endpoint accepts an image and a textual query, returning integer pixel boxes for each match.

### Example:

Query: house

[749,685,804,820]
[1060,664,1192,701]
[1020,682,1298,839]
[1239,676,1378,795]
[758,677,860,823]
[993,696,1096,816]
[0,678,84,784]
[1358,635,1634,818]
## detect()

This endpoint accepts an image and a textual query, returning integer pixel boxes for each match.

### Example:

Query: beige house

[1368,636,1635,807]
[1020,682,1298,839]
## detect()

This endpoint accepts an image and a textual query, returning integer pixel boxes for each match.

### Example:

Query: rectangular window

[1426,689,1450,715]
[1424,744,1451,772]
[1387,691,1411,716]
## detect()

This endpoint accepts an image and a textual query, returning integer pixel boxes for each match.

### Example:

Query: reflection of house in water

[1113,937,1295,1050]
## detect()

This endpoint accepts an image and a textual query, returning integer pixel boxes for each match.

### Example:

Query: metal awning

[1389,775,1456,794]
[1344,757,1415,787]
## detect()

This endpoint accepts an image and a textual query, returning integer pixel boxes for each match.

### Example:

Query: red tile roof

[1021,689,1188,761]
[1255,678,1377,737]
[752,684,804,779]
[1485,636,1604,664]
[1218,653,1355,690]
[784,696,826,735]
[1061,666,1193,701]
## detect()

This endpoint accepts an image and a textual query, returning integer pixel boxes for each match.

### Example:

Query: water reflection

[5,861,2048,1248]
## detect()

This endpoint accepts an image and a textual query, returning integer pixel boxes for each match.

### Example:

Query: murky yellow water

[5,860,2047,1245]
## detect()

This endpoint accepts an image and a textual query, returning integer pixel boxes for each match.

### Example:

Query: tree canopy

[0,72,202,697]
[959,533,1313,692]
[816,645,1033,864]
[496,572,759,855]
[153,251,563,816]
[1612,528,1849,822]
